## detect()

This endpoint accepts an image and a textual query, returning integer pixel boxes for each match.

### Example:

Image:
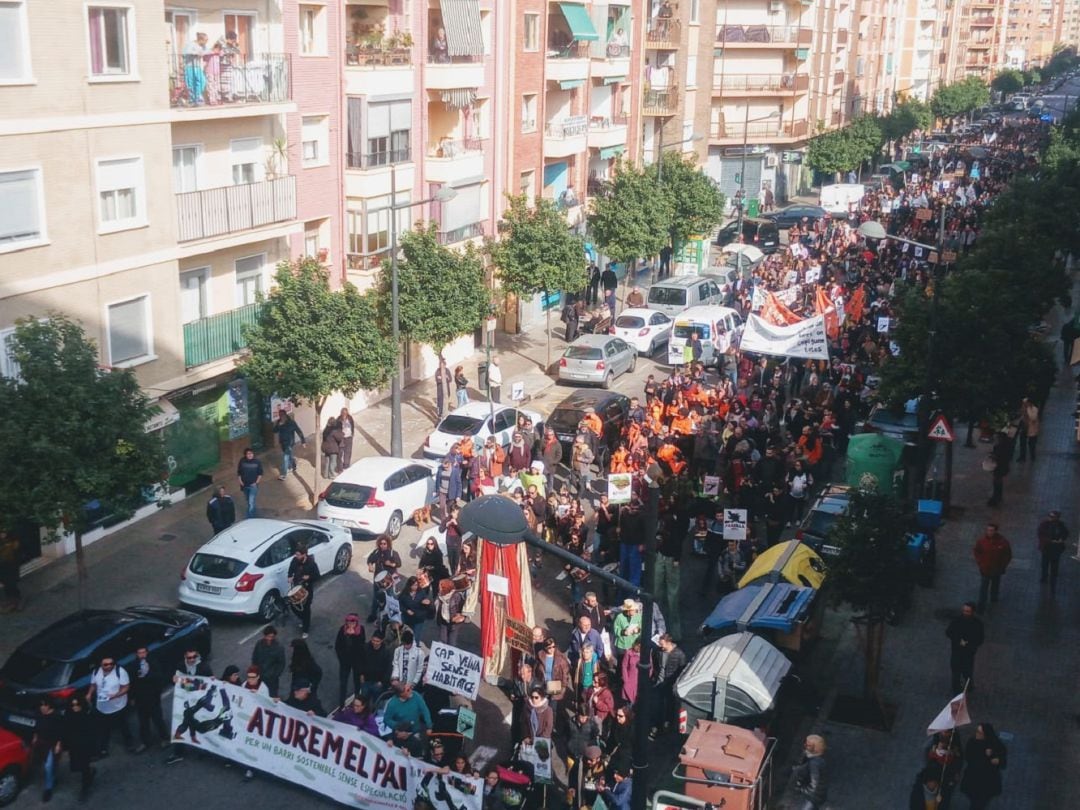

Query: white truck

[819,182,866,216]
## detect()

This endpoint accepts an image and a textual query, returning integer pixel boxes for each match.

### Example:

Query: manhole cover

[159,533,177,542]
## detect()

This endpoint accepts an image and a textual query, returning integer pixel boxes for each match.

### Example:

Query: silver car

[558,334,637,388]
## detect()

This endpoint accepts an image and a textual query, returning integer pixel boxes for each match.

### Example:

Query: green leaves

[490,195,588,298]
[806,115,884,174]
[588,160,673,264]
[990,69,1023,95]
[930,78,990,119]
[378,223,489,355]
[882,99,933,142]
[644,152,726,244]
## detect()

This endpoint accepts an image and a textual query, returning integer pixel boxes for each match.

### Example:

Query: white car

[423,402,544,459]
[178,519,353,621]
[613,307,673,355]
[316,456,439,538]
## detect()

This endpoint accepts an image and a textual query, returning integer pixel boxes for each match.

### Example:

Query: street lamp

[458,490,661,810]
[389,168,456,458]
[736,110,781,233]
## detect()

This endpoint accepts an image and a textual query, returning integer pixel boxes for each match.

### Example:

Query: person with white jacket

[390,630,426,687]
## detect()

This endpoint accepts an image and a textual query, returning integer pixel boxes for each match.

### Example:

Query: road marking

[236,571,352,646]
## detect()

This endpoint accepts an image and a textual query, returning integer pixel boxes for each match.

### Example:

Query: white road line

[235,571,353,646]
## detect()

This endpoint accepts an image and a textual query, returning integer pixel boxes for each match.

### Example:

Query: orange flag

[846,286,866,324]
[815,288,839,339]
[761,292,802,326]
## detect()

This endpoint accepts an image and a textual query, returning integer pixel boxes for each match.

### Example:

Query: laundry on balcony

[440,88,478,109]
[437,0,484,57]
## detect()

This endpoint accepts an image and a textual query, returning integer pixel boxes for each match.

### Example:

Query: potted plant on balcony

[264,137,288,180]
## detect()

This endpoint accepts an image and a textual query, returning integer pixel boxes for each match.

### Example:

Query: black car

[0,607,211,734]
[795,484,853,557]
[714,217,780,253]
[546,390,630,471]
[761,204,829,230]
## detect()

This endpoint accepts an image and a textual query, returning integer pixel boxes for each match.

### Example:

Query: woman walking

[960,723,1007,810]
[454,366,469,407]
[334,614,366,706]
[321,417,344,479]
[289,638,323,694]
[338,407,356,469]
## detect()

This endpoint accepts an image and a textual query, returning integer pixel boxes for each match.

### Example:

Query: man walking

[649,634,686,739]
[654,521,683,642]
[288,543,320,638]
[586,262,601,305]
[601,264,618,319]
[973,522,1012,612]
[251,626,286,698]
[236,448,263,519]
[1038,510,1069,589]
[272,409,305,480]
[87,655,135,756]
[434,356,452,419]
[488,356,502,403]
[945,602,984,693]
[129,646,169,751]
[205,486,235,536]
[1016,397,1040,462]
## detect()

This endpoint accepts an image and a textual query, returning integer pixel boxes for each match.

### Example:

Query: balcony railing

[710,119,810,140]
[646,18,681,47]
[596,43,630,59]
[346,251,387,273]
[168,52,290,109]
[345,43,413,67]
[716,25,812,45]
[643,86,679,115]
[547,41,590,59]
[545,116,589,138]
[589,113,629,130]
[715,73,810,93]
[175,176,296,243]
[346,147,412,170]
[427,52,483,66]
[183,303,264,368]
[437,222,485,245]
[429,137,483,158]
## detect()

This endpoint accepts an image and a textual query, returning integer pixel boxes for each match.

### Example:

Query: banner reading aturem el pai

[170,676,481,810]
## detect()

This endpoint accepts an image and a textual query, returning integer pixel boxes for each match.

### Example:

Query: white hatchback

[316,456,439,538]
[178,519,353,621]
[613,307,673,355]
[423,402,544,459]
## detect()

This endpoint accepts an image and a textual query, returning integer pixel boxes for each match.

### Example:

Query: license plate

[195,583,221,594]
[7,714,35,727]
[569,373,587,379]
[331,518,360,529]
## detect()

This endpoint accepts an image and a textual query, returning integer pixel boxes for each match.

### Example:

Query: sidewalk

[796,301,1080,807]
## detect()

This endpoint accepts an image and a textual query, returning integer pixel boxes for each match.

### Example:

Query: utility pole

[919,205,949,503]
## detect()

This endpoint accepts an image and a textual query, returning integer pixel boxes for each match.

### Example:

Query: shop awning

[599,145,625,160]
[558,79,584,90]
[440,88,477,109]
[144,398,180,433]
[603,75,626,85]
[558,2,599,41]
[439,0,484,57]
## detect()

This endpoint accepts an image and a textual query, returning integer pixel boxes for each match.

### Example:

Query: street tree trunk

[312,397,325,508]
[75,530,87,610]
[544,293,552,373]
[864,617,885,700]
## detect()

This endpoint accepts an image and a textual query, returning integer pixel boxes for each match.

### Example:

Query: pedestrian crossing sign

[928,414,955,442]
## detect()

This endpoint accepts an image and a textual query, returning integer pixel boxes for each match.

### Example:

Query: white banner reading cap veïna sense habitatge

[170,676,480,810]
[739,314,830,360]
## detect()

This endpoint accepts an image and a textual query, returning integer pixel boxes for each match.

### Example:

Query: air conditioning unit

[765,155,778,168]
[768,0,784,13]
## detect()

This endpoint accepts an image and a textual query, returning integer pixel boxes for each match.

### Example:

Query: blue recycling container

[916,499,943,530]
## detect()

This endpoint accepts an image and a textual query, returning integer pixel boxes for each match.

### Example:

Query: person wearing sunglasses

[86,654,136,756]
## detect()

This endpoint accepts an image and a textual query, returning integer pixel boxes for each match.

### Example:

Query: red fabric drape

[814,288,839,339]
[761,292,802,326]
[478,542,531,680]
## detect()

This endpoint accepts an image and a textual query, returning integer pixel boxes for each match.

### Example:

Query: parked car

[714,217,780,253]
[316,456,440,539]
[762,203,830,229]
[0,728,29,804]
[613,307,673,355]
[795,484,853,557]
[423,402,544,459]
[546,390,629,470]
[859,403,920,446]
[178,519,353,620]
[558,334,637,388]
[0,607,211,735]
[646,275,724,318]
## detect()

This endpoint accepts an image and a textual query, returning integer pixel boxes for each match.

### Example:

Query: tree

[990,69,1024,95]
[490,195,588,369]
[242,258,395,501]
[806,126,860,175]
[826,489,912,703]
[0,316,165,599]
[931,78,990,120]
[376,223,489,358]
[882,99,933,143]
[644,151,726,245]
[1022,69,1041,87]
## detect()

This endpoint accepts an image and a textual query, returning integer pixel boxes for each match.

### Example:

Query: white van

[819,183,865,216]
[667,305,743,367]
[646,276,723,318]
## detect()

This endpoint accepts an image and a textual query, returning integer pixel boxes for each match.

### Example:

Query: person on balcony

[430,27,449,63]
[609,27,628,55]
[183,33,209,105]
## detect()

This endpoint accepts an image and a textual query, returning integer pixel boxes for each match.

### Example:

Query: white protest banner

[607,473,633,504]
[409,763,483,810]
[703,475,720,496]
[738,314,829,360]
[804,267,821,284]
[723,509,748,540]
[171,676,410,809]
[383,594,402,624]
[775,285,800,307]
[423,642,483,700]
[751,285,767,311]
[518,738,554,783]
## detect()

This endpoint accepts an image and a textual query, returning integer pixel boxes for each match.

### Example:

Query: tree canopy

[930,77,990,119]
[588,159,673,265]
[644,151,726,244]
[882,99,933,142]
[806,115,885,174]
[990,69,1023,95]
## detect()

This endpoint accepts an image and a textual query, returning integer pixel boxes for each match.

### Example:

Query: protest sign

[774,285,800,306]
[607,473,633,504]
[383,594,402,624]
[739,314,830,360]
[505,618,534,654]
[877,316,891,333]
[723,509,748,540]
[424,642,483,700]
[511,381,525,401]
[518,739,554,783]
[751,285,766,311]
[703,475,720,496]
[409,763,482,810]
[804,267,821,284]
[456,707,477,739]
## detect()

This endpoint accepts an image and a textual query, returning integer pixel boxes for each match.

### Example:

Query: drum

[416,570,432,590]
[286,585,309,606]
[451,574,471,592]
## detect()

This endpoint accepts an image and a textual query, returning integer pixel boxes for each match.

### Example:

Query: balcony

[183,303,264,369]
[437,221,485,245]
[716,25,813,48]
[971,15,995,26]
[591,42,630,78]
[345,36,414,96]
[544,115,589,158]
[837,28,849,45]
[425,137,485,184]
[588,113,629,149]
[713,73,810,95]
[424,55,484,90]
[967,39,992,49]
[709,119,810,142]
[176,176,296,243]
[168,52,291,115]
[646,18,681,49]
[346,251,386,273]
[643,86,679,115]
[545,41,591,82]
[834,70,846,85]
[346,148,412,171]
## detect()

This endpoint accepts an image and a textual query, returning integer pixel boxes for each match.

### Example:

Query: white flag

[927,692,971,735]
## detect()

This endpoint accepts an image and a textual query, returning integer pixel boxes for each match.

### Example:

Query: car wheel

[602,372,614,389]
[258,591,283,622]
[333,543,353,574]
[645,340,655,357]
[628,355,637,374]
[386,511,403,539]
[0,766,21,807]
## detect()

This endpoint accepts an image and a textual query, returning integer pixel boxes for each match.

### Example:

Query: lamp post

[458,490,661,810]
[389,168,457,458]
[736,110,781,234]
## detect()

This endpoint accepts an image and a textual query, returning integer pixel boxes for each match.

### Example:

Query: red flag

[847,286,866,323]
[760,292,802,326]
[815,288,839,339]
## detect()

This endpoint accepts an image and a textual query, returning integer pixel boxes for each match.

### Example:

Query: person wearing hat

[519,460,546,498]
[612,600,641,661]
[1037,509,1069,590]
[425,736,451,768]
[284,679,325,717]
[566,744,606,808]
[242,666,269,696]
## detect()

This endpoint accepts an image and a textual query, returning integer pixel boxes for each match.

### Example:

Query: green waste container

[747,198,761,218]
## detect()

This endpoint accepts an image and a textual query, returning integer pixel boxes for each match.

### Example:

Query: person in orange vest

[656,440,686,476]
[609,442,631,474]
[670,408,694,437]
[797,425,824,472]
[580,407,603,439]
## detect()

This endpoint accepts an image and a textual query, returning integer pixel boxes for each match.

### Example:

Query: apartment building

[895,0,949,100]
[1062,0,1080,48]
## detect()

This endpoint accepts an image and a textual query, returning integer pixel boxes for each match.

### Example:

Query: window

[179,268,208,324]
[172,145,200,193]
[230,138,262,185]
[235,255,265,307]
[523,12,539,51]
[690,0,700,24]
[304,227,319,257]
[0,168,45,250]
[301,115,329,167]
[474,98,489,139]
[0,1,32,82]
[347,209,363,254]
[686,54,698,88]
[87,5,133,78]
[481,9,491,54]
[522,94,537,132]
[223,13,254,60]
[0,327,20,378]
[366,101,411,165]
[107,295,152,366]
[299,4,326,56]
[520,169,535,199]
[96,156,145,232]
[363,193,410,256]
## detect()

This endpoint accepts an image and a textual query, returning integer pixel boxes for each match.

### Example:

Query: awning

[558,79,584,90]
[439,0,484,57]
[144,398,180,433]
[558,2,599,41]
[599,145,625,160]
[603,75,626,85]
[440,88,477,109]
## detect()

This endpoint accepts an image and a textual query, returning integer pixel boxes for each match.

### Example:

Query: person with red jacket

[973,523,1012,613]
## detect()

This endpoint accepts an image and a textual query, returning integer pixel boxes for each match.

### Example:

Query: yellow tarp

[738,540,826,590]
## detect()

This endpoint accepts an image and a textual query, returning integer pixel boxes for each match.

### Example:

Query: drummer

[287,542,320,639]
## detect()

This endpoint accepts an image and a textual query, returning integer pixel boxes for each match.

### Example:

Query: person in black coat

[960,723,1007,809]
[357,633,393,701]
[287,543,320,636]
[61,694,96,802]
[334,614,367,706]
[129,646,169,750]
[205,486,236,536]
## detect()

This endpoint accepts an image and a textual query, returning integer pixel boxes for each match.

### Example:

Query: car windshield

[648,287,687,307]
[0,650,72,688]
[323,482,373,508]
[806,510,840,537]
[438,415,485,435]
[565,346,603,360]
[615,316,645,329]
[548,408,585,432]
[189,553,247,579]
[673,323,711,340]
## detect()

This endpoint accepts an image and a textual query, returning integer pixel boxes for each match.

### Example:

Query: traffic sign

[928,414,955,442]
